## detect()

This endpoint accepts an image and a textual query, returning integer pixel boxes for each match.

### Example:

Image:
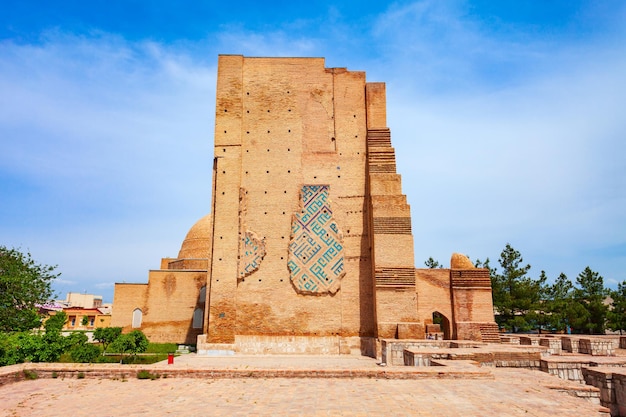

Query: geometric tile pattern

[288,185,344,295]
[239,230,265,280]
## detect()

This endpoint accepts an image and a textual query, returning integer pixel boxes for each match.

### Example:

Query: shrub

[70,343,100,363]
[137,370,159,380]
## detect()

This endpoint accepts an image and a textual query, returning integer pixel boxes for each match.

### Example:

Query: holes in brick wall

[287,148,290,152]
[267,130,271,133]
[267,110,270,112]
[353,114,356,118]
[224,130,227,134]
[222,170,226,174]
[266,170,269,173]
[284,190,287,193]
[221,191,225,195]
[282,211,285,215]
[220,236,223,239]
[246,131,250,134]
[224,109,228,112]
[280,256,284,260]
[288,129,291,132]
[288,109,291,112]
[245,171,248,174]
[287,91,290,94]
[222,148,226,152]
[267,149,270,152]
[246,92,250,95]
[264,191,267,194]
[313,176,317,179]
[287,170,290,173]
[246,110,250,113]
[337,175,341,178]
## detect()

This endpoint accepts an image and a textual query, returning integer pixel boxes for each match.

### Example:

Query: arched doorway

[432,311,451,340]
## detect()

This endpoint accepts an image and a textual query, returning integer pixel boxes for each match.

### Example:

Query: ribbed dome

[177,214,212,259]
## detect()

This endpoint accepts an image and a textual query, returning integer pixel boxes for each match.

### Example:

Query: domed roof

[177,214,212,259]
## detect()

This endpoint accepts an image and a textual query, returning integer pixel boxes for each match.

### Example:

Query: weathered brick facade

[112,55,498,351]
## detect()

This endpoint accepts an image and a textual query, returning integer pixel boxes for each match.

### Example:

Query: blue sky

[1,1,625,302]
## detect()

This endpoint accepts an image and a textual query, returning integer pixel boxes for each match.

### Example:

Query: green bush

[137,370,159,380]
[70,343,101,363]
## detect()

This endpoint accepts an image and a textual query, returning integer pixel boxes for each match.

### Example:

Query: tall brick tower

[202,55,417,353]
[113,55,498,352]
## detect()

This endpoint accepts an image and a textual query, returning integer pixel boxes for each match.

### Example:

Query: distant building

[62,307,111,330]
[57,292,103,309]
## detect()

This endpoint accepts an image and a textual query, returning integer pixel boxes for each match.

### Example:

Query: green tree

[574,266,608,334]
[0,246,59,332]
[93,327,122,353]
[424,257,442,269]
[110,330,149,362]
[607,281,626,334]
[70,343,101,363]
[543,272,575,333]
[490,244,545,332]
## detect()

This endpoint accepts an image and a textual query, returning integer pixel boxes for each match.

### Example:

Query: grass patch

[145,343,178,354]
[77,372,85,379]
[137,370,160,380]
[23,370,38,380]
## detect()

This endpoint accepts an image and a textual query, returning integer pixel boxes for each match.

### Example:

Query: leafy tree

[607,281,626,334]
[110,330,149,362]
[543,272,575,333]
[0,246,59,332]
[93,327,122,353]
[574,266,608,334]
[70,343,101,363]
[424,257,442,269]
[490,244,545,332]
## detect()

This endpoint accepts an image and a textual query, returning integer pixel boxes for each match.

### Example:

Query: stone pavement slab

[0,366,606,416]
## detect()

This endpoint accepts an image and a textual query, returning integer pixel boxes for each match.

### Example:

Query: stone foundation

[197,335,377,357]
[579,338,615,356]
[539,337,562,355]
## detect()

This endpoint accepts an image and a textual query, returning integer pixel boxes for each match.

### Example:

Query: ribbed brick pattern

[478,323,501,343]
[375,267,416,287]
[372,217,412,234]
[367,129,396,173]
[451,270,491,288]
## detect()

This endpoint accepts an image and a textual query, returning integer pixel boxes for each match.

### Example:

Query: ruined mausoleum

[111,55,498,354]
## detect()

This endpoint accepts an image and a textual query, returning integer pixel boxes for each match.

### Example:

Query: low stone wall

[561,337,580,353]
[403,350,432,366]
[621,336,626,350]
[519,336,540,346]
[381,340,449,366]
[500,336,520,345]
[614,372,626,417]
[579,338,615,356]
[539,337,562,355]
[541,360,588,383]
[583,367,619,416]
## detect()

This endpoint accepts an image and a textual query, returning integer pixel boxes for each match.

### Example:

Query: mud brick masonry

[111,55,499,353]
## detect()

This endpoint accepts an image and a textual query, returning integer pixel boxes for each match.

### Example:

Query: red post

[167,353,174,365]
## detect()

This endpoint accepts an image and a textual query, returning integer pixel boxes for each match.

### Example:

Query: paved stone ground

[0,356,606,417]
